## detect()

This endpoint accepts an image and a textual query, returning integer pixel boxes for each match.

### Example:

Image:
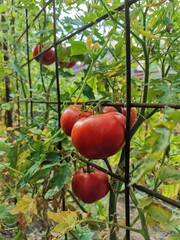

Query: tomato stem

[86,162,92,173]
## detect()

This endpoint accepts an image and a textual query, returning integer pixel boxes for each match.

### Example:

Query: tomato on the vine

[60,105,92,136]
[71,112,126,159]
[72,167,110,204]
[32,43,55,65]
[121,108,137,128]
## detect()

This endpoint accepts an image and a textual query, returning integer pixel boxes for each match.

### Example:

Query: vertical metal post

[1,7,12,127]
[25,9,33,121]
[11,0,20,126]
[125,0,131,239]
[52,0,61,133]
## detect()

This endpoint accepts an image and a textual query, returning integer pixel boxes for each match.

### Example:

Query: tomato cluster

[61,105,137,159]
[32,43,76,68]
[60,104,137,203]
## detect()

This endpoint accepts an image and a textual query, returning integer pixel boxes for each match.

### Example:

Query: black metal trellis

[25,9,33,121]
[3,0,180,239]
[125,0,131,237]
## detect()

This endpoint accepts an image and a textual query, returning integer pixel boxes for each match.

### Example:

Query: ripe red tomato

[121,108,137,128]
[72,167,110,204]
[71,112,126,159]
[103,106,118,114]
[60,105,92,136]
[32,43,55,65]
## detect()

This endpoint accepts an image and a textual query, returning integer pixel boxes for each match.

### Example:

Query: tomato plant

[32,43,55,65]
[60,105,92,136]
[72,167,110,203]
[1,0,180,240]
[71,112,126,159]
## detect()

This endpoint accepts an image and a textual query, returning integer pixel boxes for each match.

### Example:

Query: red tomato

[121,108,137,128]
[72,167,110,204]
[32,44,55,65]
[103,106,118,114]
[65,60,76,68]
[60,105,92,136]
[59,60,76,68]
[71,112,126,159]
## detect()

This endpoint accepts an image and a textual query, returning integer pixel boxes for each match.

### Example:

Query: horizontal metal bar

[12,100,180,109]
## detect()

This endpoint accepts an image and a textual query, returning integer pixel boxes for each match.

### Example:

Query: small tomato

[60,105,92,136]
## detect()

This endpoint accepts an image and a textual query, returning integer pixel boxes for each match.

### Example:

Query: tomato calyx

[83,164,94,173]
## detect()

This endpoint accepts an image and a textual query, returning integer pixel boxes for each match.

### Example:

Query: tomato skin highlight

[121,108,137,128]
[72,168,110,204]
[71,112,126,159]
[60,105,92,136]
[32,44,55,65]
[102,106,118,114]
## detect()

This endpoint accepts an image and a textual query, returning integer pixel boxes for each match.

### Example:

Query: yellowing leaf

[132,24,160,40]
[161,184,180,199]
[145,201,172,223]
[10,194,37,216]
[86,36,92,49]
[147,0,166,8]
[71,97,84,103]
[48,211,80,238]
[17,148,30,168]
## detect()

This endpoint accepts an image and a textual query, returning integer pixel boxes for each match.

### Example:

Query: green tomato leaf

[137,196,153,209]
[70,41,87,56]
[45,164,72,199]
[0,205,17,226]
[129,158,156,186]
[0,4,8,12]
[158,167,180,184]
